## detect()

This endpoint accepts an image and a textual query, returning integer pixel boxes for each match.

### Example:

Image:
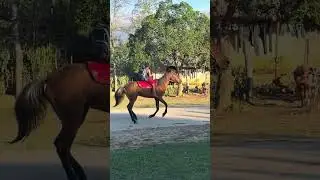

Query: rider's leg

[152,85,157,98]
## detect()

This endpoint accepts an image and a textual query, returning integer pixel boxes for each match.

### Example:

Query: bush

[118,76,129,87]
[25,45,57,81]
[165,84,178,96]
[0,48,10,96]
[111,75,129,91]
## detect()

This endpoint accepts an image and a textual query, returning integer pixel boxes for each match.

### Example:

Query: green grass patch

[111,141,210,180]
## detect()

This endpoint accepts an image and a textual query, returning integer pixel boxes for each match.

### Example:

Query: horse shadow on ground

[0,163,109,180]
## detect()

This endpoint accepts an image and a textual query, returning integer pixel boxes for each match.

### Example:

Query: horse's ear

[166,66,178,73]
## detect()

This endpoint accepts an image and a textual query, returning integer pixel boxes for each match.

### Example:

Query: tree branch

[0,14,11,22]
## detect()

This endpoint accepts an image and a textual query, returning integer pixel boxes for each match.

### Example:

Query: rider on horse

[89,23,109,64]
[142,63,158,98]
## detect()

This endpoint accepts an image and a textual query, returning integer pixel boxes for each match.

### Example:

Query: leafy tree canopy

[126,0,210,72]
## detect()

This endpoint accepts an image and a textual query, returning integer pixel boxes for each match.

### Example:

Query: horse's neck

[156,74,170,88]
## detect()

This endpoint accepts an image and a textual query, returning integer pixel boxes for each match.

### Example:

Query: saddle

[87,61,110,85]
[137,77,157,89]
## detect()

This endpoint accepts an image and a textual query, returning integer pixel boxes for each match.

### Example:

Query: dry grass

[211,104,320,140]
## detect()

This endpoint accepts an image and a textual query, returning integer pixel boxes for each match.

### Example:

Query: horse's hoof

[162,113,166,117]
[149,115,155,118]
[133,120,138,124]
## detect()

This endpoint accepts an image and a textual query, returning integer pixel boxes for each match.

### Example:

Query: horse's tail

[114,86,126,107]
[9,80,48,144]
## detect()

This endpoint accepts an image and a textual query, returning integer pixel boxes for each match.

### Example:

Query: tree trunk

[304,37,310,65]
[242,26,253,102]
[214,37,234,111]
[215,67,234,112]
[268,23,273,53]
[274,21,279,79]
[253,25,261,56]
[177,83,183,96]
[262,24,267,55]
[211,0,238,111]
[12,2,23,97]
[176,64,183,96]
[243,39,253,101]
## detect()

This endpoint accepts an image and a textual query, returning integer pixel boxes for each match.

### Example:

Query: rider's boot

[152,85,158,98]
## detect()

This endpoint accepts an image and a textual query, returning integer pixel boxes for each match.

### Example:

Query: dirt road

[111,106,210,131]
[213,138,320,180]
[110,106,210,149]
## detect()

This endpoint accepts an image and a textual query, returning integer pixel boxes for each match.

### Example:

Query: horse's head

[165,66,182,84]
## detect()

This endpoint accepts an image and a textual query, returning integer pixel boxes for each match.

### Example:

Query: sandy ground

[110,106,210,131]
[110,106,210,149]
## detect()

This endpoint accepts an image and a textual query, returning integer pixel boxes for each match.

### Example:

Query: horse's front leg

[149,98,160,118]
[158,97,168,117]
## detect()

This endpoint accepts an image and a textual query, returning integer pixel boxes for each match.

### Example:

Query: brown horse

[9,62,109,180]
[113,66,182,123]
[292,65,320,107]
[293,65,310,107]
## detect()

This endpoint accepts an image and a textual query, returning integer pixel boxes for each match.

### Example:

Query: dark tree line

[211,0,320,111]
[0,0,109,95]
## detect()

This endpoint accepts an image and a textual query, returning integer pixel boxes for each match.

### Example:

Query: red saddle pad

[87,61,110,85]
[137,80,157,88]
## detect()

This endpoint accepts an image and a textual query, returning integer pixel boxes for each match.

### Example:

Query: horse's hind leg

[149,98,160,118]
[158,97,168,117]
[127,96,138,123]
[53,104,89,180]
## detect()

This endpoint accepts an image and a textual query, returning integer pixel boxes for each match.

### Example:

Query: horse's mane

[166,66,178,73]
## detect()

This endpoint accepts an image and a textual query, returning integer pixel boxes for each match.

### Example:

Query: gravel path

[111,124,210,150]
[213,138,320,180]
[110,106,210,149]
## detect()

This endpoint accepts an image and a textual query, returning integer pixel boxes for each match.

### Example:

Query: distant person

[142,63,158,98]
[202,82,207,95]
